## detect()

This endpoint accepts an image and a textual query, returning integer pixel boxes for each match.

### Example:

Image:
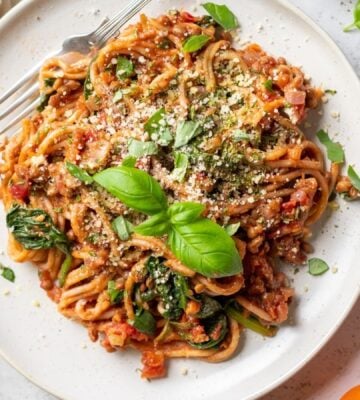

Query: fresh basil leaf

[224,222,240,236]
[344,0,360,31]
[225,302,277,337]
[167,202,205,225]
[6,204,69,254]
[202,2,239,30]
[65,161,94,184]
[264,79,274,92]
[37,93,50,112]
[0,265,15,283]
[174,120,202,148]
[347,165,360,191]
[128,138,158,157]
[84,71,93,100]
[107,280,124,304]
[111,216,134,241]
[116,56,134,80]
[132,308,156,336]
[316,130,344,164]
[233,130,250,142]
[308,258,329,276]
[122,156,137,168]
[93,166,168,215]
[44,78,55,87]
[325,89,337,95]
[113,89,123,103]
[182,35,210,53]
[145,108,172,146]
[134,212,171,236]
[144,108,166,134]
[58,254,72,287]
[146,257,188,320]
[171,152,188,182]
[168,218,242,278]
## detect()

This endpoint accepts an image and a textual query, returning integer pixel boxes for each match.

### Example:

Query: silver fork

[0,0,152,135]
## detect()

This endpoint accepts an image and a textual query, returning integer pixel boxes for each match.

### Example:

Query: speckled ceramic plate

[0,1,359,399]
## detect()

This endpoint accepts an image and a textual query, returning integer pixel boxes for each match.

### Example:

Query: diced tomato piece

[9,182,29,200]
[180,11,198,23]
[141,351,166,379]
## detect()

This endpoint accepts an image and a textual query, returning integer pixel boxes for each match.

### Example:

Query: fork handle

[0,49,61,104]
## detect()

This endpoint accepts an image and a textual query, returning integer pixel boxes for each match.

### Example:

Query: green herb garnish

[6,204,69,254]
[316,130,344,164]
[182,35,210,53]
[58,254,72,287]
[113,89,123,103]
[325,89,337,95]
[107,280,124,304]
[344,0,360,32]
[0,265,15,283]
[174,120,202,148]
[133,308,157,336]
[264,79,274,92]
[93,167,242,278]
[127,138,158,157]
[37,93,50,112]
[44,78,55,87]
[65,161,94,185]
[233,130,250,142]
[122,156,137,168]
[144,108,172,146]
[171,152,188,182]
[111,216,134,241]
[116,56,134,80]
[347,165,360,191]
[225,302,277,337]
[308,258,329,276]
[202,2,239,30]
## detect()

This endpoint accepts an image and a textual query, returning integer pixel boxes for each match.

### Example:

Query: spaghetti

[0,9,336,378]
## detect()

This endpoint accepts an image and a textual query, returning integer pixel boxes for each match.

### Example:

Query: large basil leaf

[93,166,168,215]
[348,165,360,191]
[168,218,242,277]
[202,3,239,30]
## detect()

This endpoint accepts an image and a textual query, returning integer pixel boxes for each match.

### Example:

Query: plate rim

[0,1,359,399]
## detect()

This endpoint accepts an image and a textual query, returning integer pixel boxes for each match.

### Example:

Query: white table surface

[0,1,359,399]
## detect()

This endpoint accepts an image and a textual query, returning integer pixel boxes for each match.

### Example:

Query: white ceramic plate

[0,1,359,399]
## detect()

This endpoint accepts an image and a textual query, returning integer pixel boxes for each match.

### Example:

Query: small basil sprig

[182,34,210,53]
[93,167,242,278]
[348,165,360,191]
[112,216,134,241]
[344,0,360,32]
[308,258,329,276]
[145,108,172,146]
[116,56,134,80]
[66,161,94,184]
[171,152,188,182]
[128,138,158,157]
[174,120,202,148]
[316,130,344,164]
[0,264,15,283]
[202,2,239,30]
